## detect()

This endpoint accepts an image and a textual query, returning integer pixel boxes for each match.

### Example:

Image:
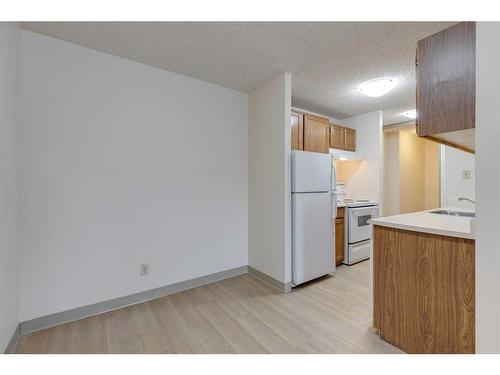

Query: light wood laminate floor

[14,261,402,354]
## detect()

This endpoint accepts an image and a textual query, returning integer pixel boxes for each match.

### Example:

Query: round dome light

[359,78,398,97]
[404,109,417,119]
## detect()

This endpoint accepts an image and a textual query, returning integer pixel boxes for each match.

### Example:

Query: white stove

[340,199,379,265]
[333,183,379,265]
[337,198,378,208]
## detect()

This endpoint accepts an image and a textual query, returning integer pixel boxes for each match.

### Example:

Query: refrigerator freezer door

[292,151,332,193]
[292,192,335,286]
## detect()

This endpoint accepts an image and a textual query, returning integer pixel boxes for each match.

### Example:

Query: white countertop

[369,207,475,239]
[336,202,347,208]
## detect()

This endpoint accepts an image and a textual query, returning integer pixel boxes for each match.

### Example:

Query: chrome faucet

[458,197,475,205]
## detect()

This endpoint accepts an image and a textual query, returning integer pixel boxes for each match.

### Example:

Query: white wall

[0,23,20,351]
[476,22,500,353]
[440,145,475,208]
[339,111,383,204]
[19,30,249,321]
[248,73,292,284]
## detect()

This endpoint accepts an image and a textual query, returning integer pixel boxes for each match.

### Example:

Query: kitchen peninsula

[370,208,475,354]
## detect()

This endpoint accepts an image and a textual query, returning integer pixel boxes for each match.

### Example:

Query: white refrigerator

[292,150,336,286]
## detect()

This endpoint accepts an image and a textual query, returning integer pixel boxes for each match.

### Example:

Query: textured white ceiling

[21,22,453,124]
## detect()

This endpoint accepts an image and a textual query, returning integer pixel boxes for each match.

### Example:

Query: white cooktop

[337,199,378,208]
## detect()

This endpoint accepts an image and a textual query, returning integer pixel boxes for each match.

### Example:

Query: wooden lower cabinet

[373,225,475,354]
[334,207,345,266]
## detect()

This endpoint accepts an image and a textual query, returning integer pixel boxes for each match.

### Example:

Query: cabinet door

[303,114,330,154]
[330,124,345,149]
[335,217,345,266]
[344,128,356,151]
[417,22,475,136]
[336,207,345,219]
[291,111,304,150]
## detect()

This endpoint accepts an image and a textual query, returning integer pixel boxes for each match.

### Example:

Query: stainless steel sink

[429,210,475,217]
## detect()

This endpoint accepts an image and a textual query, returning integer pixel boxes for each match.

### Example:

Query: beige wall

[382,131,400,216]
[399,130,426,213]
[424,141,441,209]
[382,127,440,216]
[336,160,362,186]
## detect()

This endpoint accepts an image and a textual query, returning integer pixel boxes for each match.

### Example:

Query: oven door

[348,206,378,243]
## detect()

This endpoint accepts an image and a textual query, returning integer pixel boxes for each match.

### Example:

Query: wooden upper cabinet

[291,111,356,153]
[344,128,356,151]
[329,124,356,152]
[303,114,330,154]
[416,22,475,139]
[291,111,304,151]
[330,125,345,149]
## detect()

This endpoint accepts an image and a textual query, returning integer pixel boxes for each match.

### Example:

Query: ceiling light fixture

[359,78,398,97]
[404,109,417,119]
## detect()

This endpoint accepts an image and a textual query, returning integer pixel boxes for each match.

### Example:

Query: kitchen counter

[336,202,347,208]
[369,207,475,239]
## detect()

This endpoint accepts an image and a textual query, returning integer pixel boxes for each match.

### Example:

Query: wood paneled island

[370,210,475,354]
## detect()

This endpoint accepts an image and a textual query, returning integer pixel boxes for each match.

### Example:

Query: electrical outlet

[140,263,150,276]
[462,169,471,180]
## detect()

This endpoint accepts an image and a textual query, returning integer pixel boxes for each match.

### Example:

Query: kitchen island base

[373,225,475,354]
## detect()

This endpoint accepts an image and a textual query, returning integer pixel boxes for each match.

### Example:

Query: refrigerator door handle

[330,190,336,272]
[330,191,337,220]
[331,162,336,192]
